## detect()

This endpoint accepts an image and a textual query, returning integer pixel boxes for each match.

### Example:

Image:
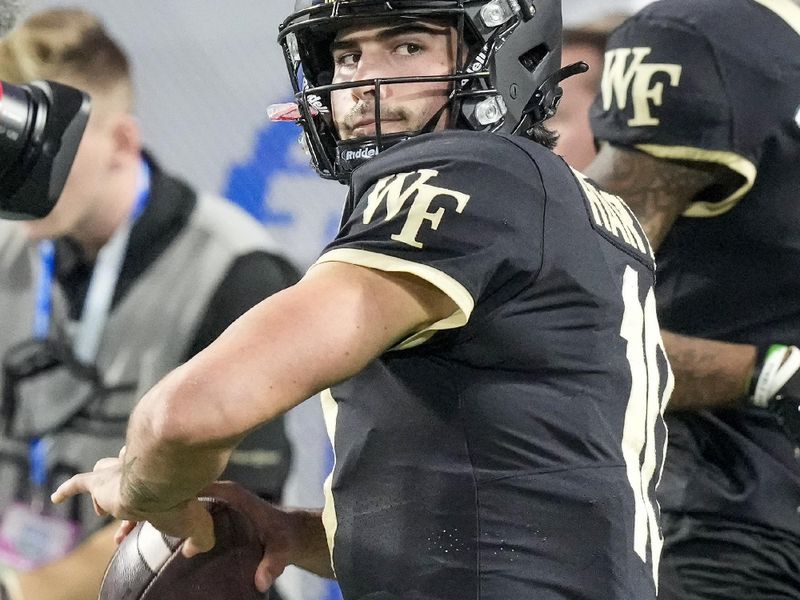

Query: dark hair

[528,122,559,149]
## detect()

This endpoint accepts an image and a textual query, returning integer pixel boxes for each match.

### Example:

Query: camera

[0,79,90,220]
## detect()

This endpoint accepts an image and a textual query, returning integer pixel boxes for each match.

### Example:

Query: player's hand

[51,451,131,519]
[750,344,800,446]
[51,451,215,558]
[201,481,294,593]
[114,519,139,545]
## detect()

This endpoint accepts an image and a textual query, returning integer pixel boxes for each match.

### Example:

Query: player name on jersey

[573,171,651,257]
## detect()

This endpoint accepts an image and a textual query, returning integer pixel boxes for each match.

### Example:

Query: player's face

[330,21,457,140]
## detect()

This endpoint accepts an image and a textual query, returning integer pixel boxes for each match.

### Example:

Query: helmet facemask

[276,0,579,182]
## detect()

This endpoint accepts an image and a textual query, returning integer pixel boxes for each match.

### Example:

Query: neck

[73,161,142,261]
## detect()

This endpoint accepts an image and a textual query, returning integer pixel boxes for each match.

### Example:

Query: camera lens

[0,82,36,175]
[0,80,90,220]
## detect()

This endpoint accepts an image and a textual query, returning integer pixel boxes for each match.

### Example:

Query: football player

[52,1,674,598]
[584,0,800,598]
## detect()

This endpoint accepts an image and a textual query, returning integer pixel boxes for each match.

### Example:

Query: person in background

[550,13,628,169]
[0,9,295,600]
[585,0,800,597]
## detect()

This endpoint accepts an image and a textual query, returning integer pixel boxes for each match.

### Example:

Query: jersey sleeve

[589,11,757,216]
[313,132,545,348]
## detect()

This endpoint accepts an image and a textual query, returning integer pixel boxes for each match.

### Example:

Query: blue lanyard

[33,240,56,339]
[29,159,151,502]
[129,160,151,221]
[28,437,49,511]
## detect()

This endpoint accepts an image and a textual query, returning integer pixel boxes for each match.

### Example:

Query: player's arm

[660,331,756,410]
[54,260,456,563]
[120,260,454,505]
[584,142,758,410]
[587,144,800,438]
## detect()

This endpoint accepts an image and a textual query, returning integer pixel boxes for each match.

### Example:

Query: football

[99,497,264,600]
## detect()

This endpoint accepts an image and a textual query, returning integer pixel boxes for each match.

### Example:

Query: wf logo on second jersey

[364,169,471,249]
[602,48,682,127]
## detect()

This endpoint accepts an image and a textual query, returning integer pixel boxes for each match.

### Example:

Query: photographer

[0,9,294,600]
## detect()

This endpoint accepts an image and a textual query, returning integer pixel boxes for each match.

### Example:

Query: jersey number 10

[620,266,674,589]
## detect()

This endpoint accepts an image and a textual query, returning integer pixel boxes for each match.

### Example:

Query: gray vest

[0,194,281,533]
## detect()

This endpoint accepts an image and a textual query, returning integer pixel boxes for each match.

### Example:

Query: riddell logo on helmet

[307,94,329,114]
[343,147,378,161]
[462,45,489,87]
[466,46,489,74]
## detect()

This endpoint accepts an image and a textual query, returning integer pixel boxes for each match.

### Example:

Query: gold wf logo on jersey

[602,48,682,126]
[364,169,471,249]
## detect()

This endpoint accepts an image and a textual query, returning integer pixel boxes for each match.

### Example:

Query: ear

[109,113,141,168]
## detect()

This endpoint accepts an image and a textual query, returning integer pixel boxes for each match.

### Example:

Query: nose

[350,54,390,102]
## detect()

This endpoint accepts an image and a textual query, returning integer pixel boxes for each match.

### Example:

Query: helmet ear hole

[519,44,549,73]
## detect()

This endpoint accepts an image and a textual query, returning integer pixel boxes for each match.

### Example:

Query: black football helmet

[277,0,582,182]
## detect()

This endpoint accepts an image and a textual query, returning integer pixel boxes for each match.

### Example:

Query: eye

[335,52,360,68]
[395,42,423,56]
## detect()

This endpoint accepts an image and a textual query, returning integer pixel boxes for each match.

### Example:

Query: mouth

[350,118,403,137]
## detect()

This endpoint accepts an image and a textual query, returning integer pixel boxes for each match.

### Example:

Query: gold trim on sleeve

[313,248,476,349]
[634,144,757,218]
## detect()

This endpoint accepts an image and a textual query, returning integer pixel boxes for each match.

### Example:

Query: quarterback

[53,1,673,598]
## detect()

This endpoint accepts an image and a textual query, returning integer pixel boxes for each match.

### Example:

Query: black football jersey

[312,130,673,599]
[590,0,800,536]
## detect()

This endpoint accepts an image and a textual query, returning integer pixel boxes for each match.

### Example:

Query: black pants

[659,512,800,600]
